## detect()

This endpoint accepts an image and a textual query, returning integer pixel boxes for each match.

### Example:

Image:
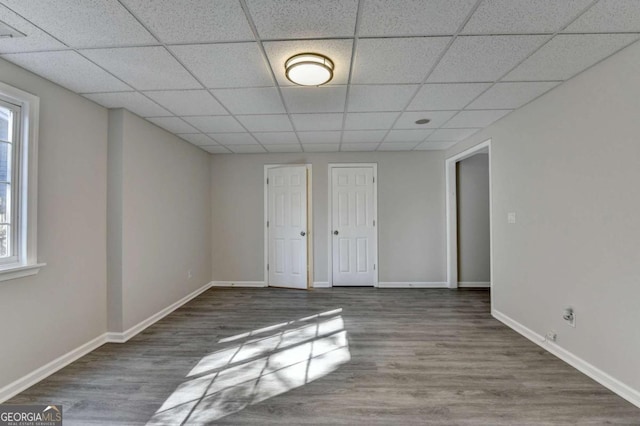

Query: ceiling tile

[408,83,491,110]
[348,85,418,112]
[504,34,640,81]
[0,5,66,53]
[184,116,245,133]
[352,37,450,84]
[177,133,216,146]
[212,87,285,114]
[428,35,548,82]
[81,46,201,90]
[252,132,299,145]
[245,0,358,39]
[444,110,511,128]
[121,0,254,43]
[227,144,266,154]
[564,0,640,33]
[427,128,480,141]
[345,112,399,130]
[297,131,342,144]
[291,114,343,131]
[83,92,171,117]
[302,143,340,152]
[264,39,352,86]
[414,141,456,150]
[394,111,458,129]
[462,0,592,35]
[144,90,226,116]
[342,130,387,143]
[341,143,379,152]
[467,82,560,109]
[282,86,347,113]
[360,0,476,36]
[147,117,198,133]
[170,43,273,88]
[265,144,302,153]
[236,115,293,132]
[378,142,419,151]
[1,51,131,93]
[384,129,432,142]
[201,145,231,154]
[1,0,155,48]
[209,133,257,145]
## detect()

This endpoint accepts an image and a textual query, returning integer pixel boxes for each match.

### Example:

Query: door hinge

[266,178,269,184]
[267,220,269,228]
[373,220,376,226]
[374,264,376,270]
[373,176,375,183]
[267,264,269,271]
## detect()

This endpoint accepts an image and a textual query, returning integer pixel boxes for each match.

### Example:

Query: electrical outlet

[188,270,192,279]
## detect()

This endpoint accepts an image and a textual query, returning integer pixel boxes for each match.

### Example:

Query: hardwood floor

[8,288,640,425]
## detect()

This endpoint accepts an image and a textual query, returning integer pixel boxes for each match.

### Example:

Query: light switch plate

[508,212,516,224]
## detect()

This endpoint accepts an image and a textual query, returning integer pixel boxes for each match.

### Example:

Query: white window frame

[0,81,44,281]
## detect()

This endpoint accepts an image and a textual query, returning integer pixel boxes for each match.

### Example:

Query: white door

[267,166,308,289]
[331,167,376,286]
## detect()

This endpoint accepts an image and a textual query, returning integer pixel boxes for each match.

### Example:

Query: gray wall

[109,109,212,331]
[457,154,490,283]
[211,151,446,283]
[0,58,108,388]
[447,40,640,393]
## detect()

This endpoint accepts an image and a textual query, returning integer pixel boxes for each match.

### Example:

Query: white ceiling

[1,0,639,154]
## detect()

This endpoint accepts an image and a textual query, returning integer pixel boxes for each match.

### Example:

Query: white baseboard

[211,281,266,288]
[458,281,491,288]
[492,309,640,409]
[0,333,108,403]
[378,282,448,288]
[107,281,213,343]
[312,281,331,288]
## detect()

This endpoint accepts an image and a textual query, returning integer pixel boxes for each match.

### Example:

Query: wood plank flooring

[7,288,640,425]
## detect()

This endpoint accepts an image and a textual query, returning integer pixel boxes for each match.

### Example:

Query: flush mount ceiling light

[285,53,334,86]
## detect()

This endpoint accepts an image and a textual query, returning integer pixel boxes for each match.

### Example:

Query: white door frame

[264,164,313,288]
[327,163,378,287]
[445,139,493,294]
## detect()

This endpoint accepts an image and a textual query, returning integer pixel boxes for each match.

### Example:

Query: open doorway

[445,140,492,299]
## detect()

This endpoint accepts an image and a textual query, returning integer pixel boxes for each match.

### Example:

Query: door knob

[300,231,306,236]
[333,230,339,235]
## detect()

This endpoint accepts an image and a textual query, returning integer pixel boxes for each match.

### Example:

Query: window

[0,81,43,281]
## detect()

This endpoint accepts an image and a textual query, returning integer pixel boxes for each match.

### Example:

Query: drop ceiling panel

[212,87,285,114]
[408,83,491,110]
[81,46,201,90]
[415,141,456,150]
[352,37,451,84]
[252,132,299,145]
[1,51,131,93]
[291,113,344,131]
[347,85,418,112]
[302,143,340,152]
[394,111,458,129]
[384,129,432,142]
[428,35,548,82]
[340,143,379,152]
[378,142,420,151]
[144,90,226,116]
[504,34,640,81]
[564,0,640,33]
[170,43,273,88]
[183,116,245,133]
[359,0,477,37]
[236,115,293,132]
[427,128,481,141]
[147,117,198,133]
[83,92,171,117]
[1,0,155,48]
[265,144,302,153]
[264,39,352,86]
[177,133,216,146]
[209,133,257,145]
[342,130,387,144]
[201,145,231,154]
[445,110,511,128]
[297,131,342,144]
[0,5,66,53]
[121,0,254,43]
[345,112,399,130]
[462,0,592,35]
[227,144,266,154]
[282,86,347,113]
[245,0,358,39]
[467,82,560,109]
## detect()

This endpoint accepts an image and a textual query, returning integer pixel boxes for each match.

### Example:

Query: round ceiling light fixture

[415,118,431,125]
[285,53,334,86]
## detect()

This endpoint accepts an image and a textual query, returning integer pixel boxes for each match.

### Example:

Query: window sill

[0,263,46,282]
